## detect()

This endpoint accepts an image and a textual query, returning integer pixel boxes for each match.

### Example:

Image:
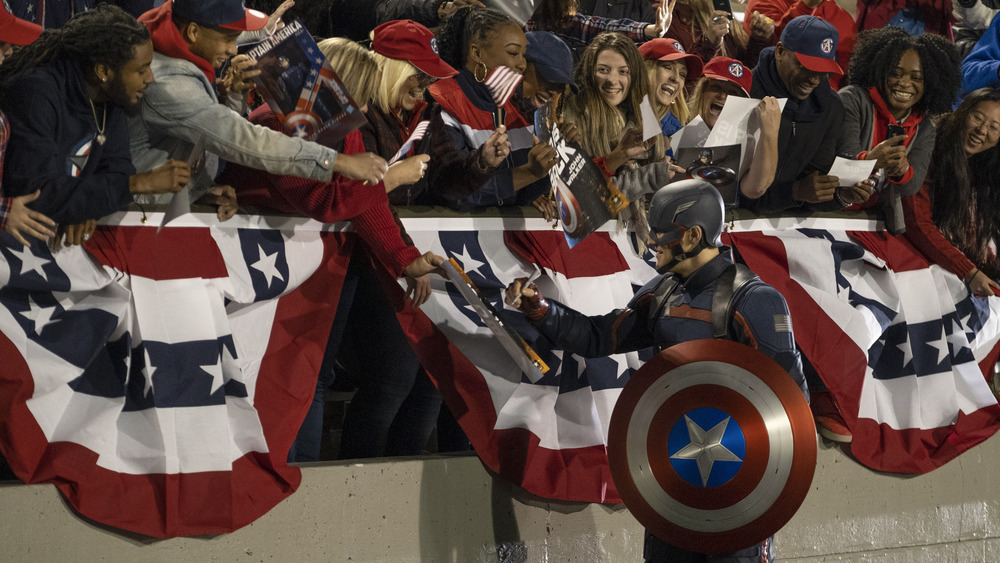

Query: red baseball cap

[0,2,42,46]
[638,38,703,81]
[172,0,267,32]
[701,57,752,97]
[372,20,457,79]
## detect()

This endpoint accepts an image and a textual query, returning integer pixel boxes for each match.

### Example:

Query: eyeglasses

[413,71,436,88]
[968,111,1000,136]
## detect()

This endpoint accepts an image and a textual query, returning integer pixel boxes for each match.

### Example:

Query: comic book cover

[246,20,366,144]
[536,94,628,248]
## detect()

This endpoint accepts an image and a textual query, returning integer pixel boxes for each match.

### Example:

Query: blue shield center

[667,407,746,487]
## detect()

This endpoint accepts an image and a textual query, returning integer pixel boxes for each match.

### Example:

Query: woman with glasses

[837,26,960,227]
[902,88,1000,297]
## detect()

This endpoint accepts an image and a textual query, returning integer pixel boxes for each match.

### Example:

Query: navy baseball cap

[172,0,267,31]
[780,15,843,76]
[525,32,578,93]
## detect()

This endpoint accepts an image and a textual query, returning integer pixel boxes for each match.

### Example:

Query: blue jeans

[290,246,441,461]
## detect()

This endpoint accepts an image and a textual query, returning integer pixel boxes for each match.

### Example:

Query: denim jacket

[128,52,338,202]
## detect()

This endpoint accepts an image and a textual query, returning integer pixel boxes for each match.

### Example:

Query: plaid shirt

[525,13,649,44]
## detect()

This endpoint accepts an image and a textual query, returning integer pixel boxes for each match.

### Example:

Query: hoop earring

[474,62,487,83]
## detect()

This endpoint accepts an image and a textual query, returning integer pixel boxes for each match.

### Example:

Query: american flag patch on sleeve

[773,314,792,333]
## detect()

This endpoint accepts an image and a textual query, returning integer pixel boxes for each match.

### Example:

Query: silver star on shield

[670,414,743,486]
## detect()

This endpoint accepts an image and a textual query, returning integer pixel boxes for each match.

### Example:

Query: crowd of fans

[2,0,1000,484]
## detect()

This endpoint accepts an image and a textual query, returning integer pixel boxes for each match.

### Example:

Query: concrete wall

[2,431,998,562]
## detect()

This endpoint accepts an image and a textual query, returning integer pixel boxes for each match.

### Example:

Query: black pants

[643,531,774,563]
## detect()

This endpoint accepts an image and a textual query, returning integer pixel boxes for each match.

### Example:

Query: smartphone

[712,0,732,15]
[886,124,905,145]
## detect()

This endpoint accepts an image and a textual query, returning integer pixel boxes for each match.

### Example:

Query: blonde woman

[639,37,703,154]
[684,57,780,201]
[366,18,514,207]
[217,35,447,462]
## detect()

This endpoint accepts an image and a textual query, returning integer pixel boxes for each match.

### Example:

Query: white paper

[705,97,788,148]
[827,157,877,187]
[672,115,711,151]
[159,138,205,232]
[158,186,191,233]
[640,95,661,142]
[704,97,760,147]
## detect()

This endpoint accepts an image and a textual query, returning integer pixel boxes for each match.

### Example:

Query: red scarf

[868,86,924,149]
[139,1,216,84]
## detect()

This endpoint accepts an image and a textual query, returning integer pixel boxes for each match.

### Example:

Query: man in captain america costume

[505,179,808,563]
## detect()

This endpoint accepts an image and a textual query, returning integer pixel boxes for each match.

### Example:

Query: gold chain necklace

[88,98,106,145]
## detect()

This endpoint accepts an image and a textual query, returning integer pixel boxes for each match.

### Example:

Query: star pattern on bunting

[250,244,285,289]
[20,293,58,334]
[9,245,51,281]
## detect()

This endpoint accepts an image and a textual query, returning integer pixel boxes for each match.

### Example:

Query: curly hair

[928,88,1000,276]
[434,5,515,70]
[846,26,961,116]
[0,4,149,90]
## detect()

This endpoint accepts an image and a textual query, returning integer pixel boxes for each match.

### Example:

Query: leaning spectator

[638,38,703,146]
[902,88,1000,297]
[686,57,781,200]
[746,15,851,213]
[216,36,445,462]
[0,5,184,233]
[130,0,388,211]
[431,5,556,210]
[837,26,959,231]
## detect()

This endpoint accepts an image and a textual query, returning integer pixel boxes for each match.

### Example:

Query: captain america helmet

[647,180,724,248]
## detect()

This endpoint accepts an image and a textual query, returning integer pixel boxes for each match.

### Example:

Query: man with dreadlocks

[0,3,187,243]
[505,179,806,563]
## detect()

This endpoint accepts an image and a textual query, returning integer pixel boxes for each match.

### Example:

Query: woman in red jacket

[903,87,1000,297]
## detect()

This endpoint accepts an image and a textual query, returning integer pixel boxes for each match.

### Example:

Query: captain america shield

[608,339,816,554]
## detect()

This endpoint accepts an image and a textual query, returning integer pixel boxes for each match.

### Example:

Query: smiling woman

[836,26,961,216]
[902,88,1000,298]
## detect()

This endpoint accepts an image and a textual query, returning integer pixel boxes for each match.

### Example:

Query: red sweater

[217,107,421,277]
[901,182,977,280]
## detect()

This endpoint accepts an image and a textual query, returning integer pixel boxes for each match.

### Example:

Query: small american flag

[484,65,523,109]
[388,120,430,165]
